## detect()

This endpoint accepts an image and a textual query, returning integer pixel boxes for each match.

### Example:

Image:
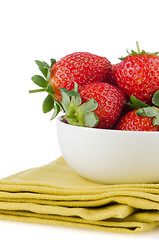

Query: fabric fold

[0,156,159,234]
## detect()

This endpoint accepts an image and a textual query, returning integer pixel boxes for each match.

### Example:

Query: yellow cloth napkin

[0,157,159,234]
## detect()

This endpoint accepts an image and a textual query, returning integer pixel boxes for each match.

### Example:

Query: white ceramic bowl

[57,117,159,184]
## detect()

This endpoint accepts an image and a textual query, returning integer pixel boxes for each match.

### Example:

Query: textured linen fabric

[0,157,159,234]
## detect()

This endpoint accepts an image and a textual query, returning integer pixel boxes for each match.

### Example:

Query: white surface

[57,118,159,184]
[0,0,159,239]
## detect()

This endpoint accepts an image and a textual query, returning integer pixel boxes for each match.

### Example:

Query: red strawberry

[79,82,126,129]
[49,52,112,101]
[29,53,112,120]
[115,42,159,104]
[116,110,159,131]
[109,64,118,86]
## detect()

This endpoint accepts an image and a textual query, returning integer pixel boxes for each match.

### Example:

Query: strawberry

[79,82,126,129]
[115,42,159,104]
[30,52,111,98]
[49,52,112,101]
[29,52,112,120]
[116,91,159,131]
[109,64,118,86]
[115,110,159,131]
[58,82,126,129]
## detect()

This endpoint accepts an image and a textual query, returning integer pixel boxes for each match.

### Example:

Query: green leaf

[68,96,82,110]
[152,90,159,106]
[130,95,149,109]
[60,88,69,94]
[46,68,51,81]
[50,103,60,120]
[60,88,80,98]
[152,52,159,55]
[73,82,78,92]
[67,91,81,97]
[142,107,159,117]
[153,116,159,125]
[125,102,137,110]
[73,96,82,106]
[46,85,54,94]
[31,75,47,88]
[57,101,65,112]
[84,112,99,127]
[135,108,146,117]
[136,106,159,118]
[141,49,146,54]
[42,61,50,68]
[60,88,70,111]
[131,50,138,55]
[42,94,54,113]
[50,59,56,67]
[79,99,98,114]
[35,60,49,78]
[126,49,130,55]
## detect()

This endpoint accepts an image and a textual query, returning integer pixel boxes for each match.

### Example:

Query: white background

[0,0,159,239]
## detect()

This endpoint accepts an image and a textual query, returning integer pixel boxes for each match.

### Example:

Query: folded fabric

[0,157,159,234]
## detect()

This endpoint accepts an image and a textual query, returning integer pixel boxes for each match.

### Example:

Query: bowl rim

[57,116,159,135]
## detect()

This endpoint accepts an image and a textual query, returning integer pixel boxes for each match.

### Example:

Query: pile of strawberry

[30,42,159,131]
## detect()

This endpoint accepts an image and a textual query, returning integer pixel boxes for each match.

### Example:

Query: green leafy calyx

[60,83,99,127]
[29,58,65,119]
[29,59,56,94]
[127,91,159,126]
[126,95,149,110]
[119,41,159,60]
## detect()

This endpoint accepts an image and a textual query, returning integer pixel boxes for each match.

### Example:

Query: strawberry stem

[136,41,141,54]
[29,89,46,93]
